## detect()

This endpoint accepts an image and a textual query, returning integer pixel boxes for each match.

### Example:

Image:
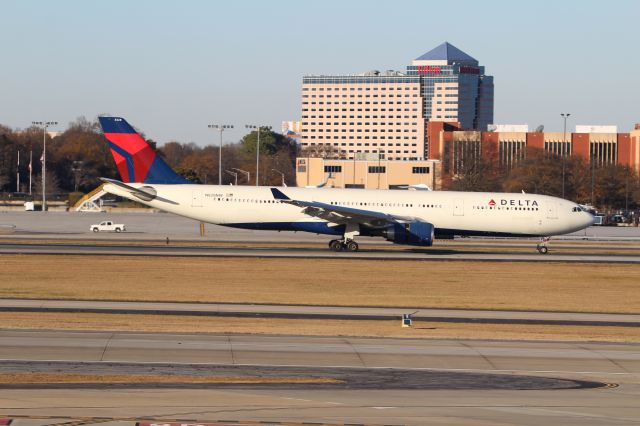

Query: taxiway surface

[2,211,640,262]
[2,240,640,263]
[1,211,640,241]
[1,330,639,425]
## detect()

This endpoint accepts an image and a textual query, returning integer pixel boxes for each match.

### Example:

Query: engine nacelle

[383,221,434,246]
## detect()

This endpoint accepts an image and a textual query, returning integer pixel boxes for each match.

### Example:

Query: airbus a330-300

[98,117,594,254]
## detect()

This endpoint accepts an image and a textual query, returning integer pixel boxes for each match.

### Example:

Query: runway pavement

[2,240,640,263]
[2,298,639,327]
[1,210,640,241]
[0,330,639,425]
[2,330,638,375]
[1,211,640,262]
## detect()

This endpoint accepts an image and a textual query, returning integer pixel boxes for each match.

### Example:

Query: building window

[413,166,429,174]
[368,166,386,174]
[324,165,342,173]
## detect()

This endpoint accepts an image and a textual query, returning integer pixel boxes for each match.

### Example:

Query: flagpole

[32,121,57,211]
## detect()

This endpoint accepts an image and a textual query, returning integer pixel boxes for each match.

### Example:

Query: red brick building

[427,122,640,175]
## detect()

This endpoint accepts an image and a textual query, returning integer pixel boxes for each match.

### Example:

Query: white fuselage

[103,184,594,238]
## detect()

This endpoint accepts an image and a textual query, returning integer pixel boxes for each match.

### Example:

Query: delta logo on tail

[98,117,190,184]
[488,199,496,206]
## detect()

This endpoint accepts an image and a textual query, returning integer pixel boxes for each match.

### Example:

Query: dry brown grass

[0,372,340,385]
[1,255,639,313]
[1,312,639,343]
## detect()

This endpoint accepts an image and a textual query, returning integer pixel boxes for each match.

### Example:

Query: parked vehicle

[90,221,126,233]
[610,214,626,224]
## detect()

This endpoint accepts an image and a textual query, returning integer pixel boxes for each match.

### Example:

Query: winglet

[270,188,290,200]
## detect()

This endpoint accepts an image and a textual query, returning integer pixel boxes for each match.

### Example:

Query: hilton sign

[417,66,442,75]
[417,65,480,75]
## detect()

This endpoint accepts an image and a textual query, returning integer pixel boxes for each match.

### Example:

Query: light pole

[232,168,250,185]
[225,170,238,186]
[245,124,272,186]
[271,168,286,187]
[591,150,596,207]
[71,160,83,192]
[560,113,571,199]
[208,124,233,185]
[16,150,20,193]
[32,121,57,211]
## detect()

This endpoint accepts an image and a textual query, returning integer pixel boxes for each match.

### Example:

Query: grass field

[0,372,339,385]
[1,254,639,313]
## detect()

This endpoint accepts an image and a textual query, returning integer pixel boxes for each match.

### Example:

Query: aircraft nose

[583,212,596,227]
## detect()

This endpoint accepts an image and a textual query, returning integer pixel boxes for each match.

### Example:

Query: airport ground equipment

[90,220,126,233]
[74,184,107,212]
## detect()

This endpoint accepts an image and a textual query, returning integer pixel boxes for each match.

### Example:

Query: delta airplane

[98,117,594,254]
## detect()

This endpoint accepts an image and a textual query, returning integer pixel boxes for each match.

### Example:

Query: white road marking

[281,397,312,402]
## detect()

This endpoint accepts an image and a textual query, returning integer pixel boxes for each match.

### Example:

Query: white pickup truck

[90,220,126,233]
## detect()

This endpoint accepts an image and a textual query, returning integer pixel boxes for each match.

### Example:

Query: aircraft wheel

[537,245,548,254]
[329,240,343,252]
[346,241,359,252]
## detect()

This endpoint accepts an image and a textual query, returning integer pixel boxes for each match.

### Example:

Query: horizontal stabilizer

[100,177,179,205]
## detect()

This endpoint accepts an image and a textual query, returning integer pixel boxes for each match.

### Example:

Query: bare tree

[0,174,8,192]
[34,170,61,198]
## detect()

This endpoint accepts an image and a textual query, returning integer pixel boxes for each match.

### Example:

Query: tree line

[444,146,640,212]
[0,117,298,197]
[1,117,638,211]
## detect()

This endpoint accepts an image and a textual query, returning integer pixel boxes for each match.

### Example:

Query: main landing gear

[536,237,550,254]
[329,226,360,252]
[329,239,359,252]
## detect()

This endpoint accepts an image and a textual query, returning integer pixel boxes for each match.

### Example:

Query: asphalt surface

[1,211,640,262]
[1,330,639,425]
[0,360,601,391]
[3,240,640,263]
[1,211,639,241]
[2,298,640,327]
[2,330,638,375]
[2,211,640,424]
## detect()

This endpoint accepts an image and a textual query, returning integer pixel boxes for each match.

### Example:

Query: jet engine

[382,221,435,246]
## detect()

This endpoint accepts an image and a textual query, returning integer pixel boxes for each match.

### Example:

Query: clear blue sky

[2,0,638,146]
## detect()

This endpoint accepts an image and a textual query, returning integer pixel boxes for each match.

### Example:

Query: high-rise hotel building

[300,42,493,160]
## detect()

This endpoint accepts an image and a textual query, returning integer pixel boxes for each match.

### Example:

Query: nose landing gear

[537,237,550,254]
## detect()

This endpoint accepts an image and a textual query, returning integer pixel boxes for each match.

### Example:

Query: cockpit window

[572,206,583,212]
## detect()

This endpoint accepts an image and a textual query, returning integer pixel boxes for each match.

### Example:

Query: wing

[270,188,416,227]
